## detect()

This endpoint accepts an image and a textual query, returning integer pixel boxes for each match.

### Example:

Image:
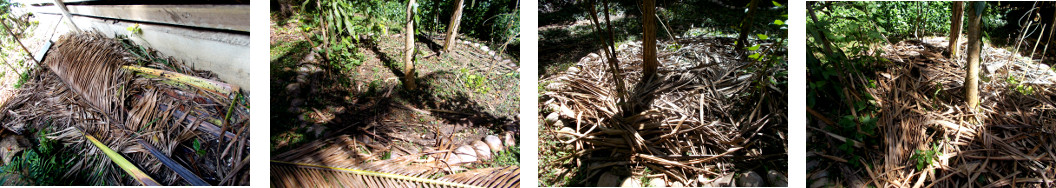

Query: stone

[809,169,829,180]
[598,172,621,187]
[737,171,764,187]
[670,181,683,187]
[285,83,301,93]
[806,159,820,171]
[767,170,788,187]
[446,145,478,165]
[290,98,305,107]
[0,135,27,165]
[696,175,709,185]
[648,178,666,187]
[809,177,830,188]
[620,177,641,187]
[567,66,580,74]
[483,135,503,151]
[471,141,491,160]
[557,127,577,142]
[488,51,495,56]
[544,112,560,126]
[503,131,517,147]
[481,45,490,51]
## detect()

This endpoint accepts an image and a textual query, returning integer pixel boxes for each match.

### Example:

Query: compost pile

[807,37,1056,187]
[540,37,788,186]
[0,32,250,185]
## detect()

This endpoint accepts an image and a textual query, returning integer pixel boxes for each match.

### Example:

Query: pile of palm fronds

[808,37,1056,187]
[0,32,249,185]
[540,36,788,186]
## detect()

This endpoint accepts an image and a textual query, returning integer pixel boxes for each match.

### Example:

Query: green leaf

[756,34,768,40]
[748,44,761,51]
[774,20,784,25]
[748,53,762,60]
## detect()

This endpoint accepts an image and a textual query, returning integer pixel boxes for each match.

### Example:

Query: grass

[469,145,519,169]
[12,69,30,89]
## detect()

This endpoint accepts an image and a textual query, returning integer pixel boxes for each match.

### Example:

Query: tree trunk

[965,2,984,109]
[642,0,658,80]
[404,0,417,90]
[947,2,963,58]
[807,2,834,56]
[735,0,760,51]
[442,0,465,53]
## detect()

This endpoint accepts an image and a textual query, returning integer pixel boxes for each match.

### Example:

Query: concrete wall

[30,10,251,91]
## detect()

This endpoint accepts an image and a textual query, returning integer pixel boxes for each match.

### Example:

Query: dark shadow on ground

[537,0,787,79]
[270,38,515,155]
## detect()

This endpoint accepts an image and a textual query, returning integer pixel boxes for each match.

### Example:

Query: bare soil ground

[270,14,520,169]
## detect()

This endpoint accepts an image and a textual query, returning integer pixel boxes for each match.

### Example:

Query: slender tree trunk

[593,0,627,104]
[807,2,834,55]
[442,0,465,53]
[642,0,658,80]
[948,2,963,58]
[965,2,984,109]
[602,0,618,57]
[735,0,760,51]
[404,0,417,90]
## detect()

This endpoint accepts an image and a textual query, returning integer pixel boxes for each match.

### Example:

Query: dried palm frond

[44,32,131,122]
[271,160,520,188]
[437,166,520,188]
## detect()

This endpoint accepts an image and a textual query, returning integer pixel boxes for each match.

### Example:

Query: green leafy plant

[192,139,206,157]
[0,128,98,185]
[1005,76,1035,95]
[12,69,30,89]
[125,23,142,35]
[910,144,942,171]
[464,74,490,94]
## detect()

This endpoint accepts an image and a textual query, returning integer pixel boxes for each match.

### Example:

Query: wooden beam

[28,4,249,32]
[13,0,95,6]
[52,0,82,32]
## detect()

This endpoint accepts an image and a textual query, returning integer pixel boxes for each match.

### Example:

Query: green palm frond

[83,133,160,186]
